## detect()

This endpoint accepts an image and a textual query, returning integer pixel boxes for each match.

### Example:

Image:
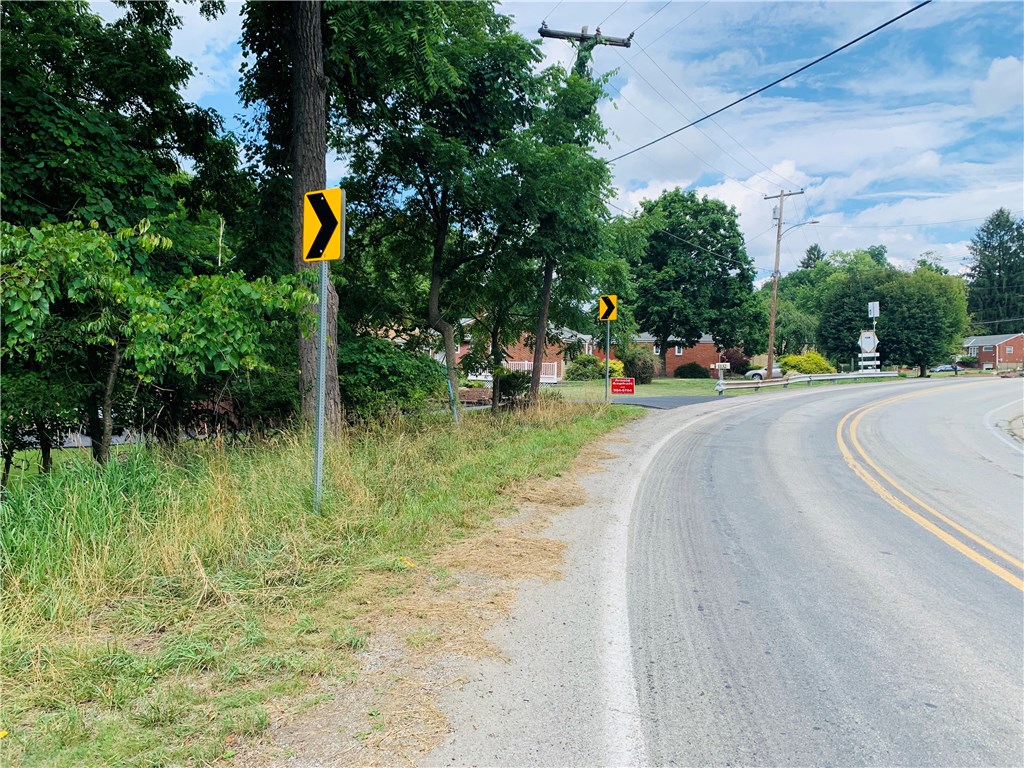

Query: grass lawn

[554,377,721,400]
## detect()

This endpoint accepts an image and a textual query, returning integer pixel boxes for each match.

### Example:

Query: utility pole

[764,189,805,380]
[538,22,634,77]
[529,21,631,403]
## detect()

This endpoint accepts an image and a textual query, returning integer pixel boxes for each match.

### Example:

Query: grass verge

[1,400,641,767]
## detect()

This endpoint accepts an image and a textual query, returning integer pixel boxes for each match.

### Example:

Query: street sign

[859,330,879,353]
[868,301,880,319]
[303,188,344,262]
[712,362,731,370]
[611,377,635,394]
[599,294,617,321]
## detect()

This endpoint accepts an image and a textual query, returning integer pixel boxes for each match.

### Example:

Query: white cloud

[971,56,1024,116]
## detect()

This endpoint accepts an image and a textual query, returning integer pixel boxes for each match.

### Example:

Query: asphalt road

[426,378,1023,766]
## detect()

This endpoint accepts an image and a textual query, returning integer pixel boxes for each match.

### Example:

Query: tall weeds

[0,402,637,766]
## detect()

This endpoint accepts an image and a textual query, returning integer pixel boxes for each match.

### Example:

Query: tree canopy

[966,208,1024,334]
[631,188,757,368]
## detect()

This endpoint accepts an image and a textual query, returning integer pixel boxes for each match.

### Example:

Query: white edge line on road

[600,399,755,767]
[984,393,1024,455]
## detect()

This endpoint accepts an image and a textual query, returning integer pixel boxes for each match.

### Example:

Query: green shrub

[617,346,658,385]
[564,354,603,381]
[564,355,624,381]
[779,351,835,374]
[958,356,977,368]
[336,336,447,419]
[673,362,711,379]
[492,368,531,405]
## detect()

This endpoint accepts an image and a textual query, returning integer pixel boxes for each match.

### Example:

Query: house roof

[635,332,716,345]
[962,333,1024,347]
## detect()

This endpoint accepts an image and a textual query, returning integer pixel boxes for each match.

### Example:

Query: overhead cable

[608,0,933,163]
[632,1,673,34]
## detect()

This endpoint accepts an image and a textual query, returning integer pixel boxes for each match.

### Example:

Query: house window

[983,345,994,351]
[968,347,978,356]
[1007,346,1014,354]
[674,346,683,356]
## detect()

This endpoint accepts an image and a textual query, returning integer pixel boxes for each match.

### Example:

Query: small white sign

[713,362,731,370]
[868,301,880,319]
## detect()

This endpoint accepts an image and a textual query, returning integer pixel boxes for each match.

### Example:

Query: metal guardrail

[715,370,899,394]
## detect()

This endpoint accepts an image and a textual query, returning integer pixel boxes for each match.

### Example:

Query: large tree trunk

[427,240,460,423]
[290,0,341,435]
[529,257,555,403]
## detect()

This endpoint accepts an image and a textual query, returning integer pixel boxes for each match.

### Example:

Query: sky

[96,1,1023,282]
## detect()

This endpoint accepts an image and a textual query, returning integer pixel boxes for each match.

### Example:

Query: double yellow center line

[836,387,1023,591]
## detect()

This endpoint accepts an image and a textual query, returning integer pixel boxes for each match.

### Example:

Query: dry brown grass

[233,434,626,767]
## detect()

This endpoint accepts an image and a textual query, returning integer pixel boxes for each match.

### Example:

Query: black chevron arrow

[600,295,616,320]
[306,192,339,261]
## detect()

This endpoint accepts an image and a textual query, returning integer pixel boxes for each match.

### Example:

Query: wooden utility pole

[539,23,633,77]
[529,22,632,403]
[763,189,804,380]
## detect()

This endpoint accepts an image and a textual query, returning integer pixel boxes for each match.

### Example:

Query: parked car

[745,366,783,380]
[929,364,962,372]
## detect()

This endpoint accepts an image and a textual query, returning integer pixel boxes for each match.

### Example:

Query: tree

[632,189,756,373]
[1,221,309,465]
[0,0,236,229]
[816,267,895,364]
[877,268,969,377]
[966,208,1024,334]
[915,251,949,275]
[799,243,826,269]
[326,3,544,414]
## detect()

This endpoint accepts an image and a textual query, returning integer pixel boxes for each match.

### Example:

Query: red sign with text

[611,377,635,395]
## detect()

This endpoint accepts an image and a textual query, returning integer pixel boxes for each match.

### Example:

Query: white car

[745,366,783,381]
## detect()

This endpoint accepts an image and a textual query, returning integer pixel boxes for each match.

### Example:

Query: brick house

[594,333,721,377]
[634,333,720,376]
[453,327,595,384]
[962,333,1024,370]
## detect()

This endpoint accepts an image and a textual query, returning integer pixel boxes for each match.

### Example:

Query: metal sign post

[605,320,610,403]
[598,295,617,403]
[303,188,344,513]
[313,261,328,511]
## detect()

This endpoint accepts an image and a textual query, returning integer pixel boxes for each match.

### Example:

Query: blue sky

[96,1,1023,281]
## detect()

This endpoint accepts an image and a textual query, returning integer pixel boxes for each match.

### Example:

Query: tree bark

[290,0,341,435]
[35,421,52,474]
[530,257,555,403]
[490,323,502,415]
[427,232,460,423]
[2,441,16,489]
[98,342,123,465]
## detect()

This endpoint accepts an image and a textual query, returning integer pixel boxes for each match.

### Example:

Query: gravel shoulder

[232,394,771,766]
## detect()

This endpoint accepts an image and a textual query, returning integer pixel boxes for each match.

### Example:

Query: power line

[631,1,710,54]
[812,211,1022,229]
[632,1,672,34]
[608,0,933,164]
[603,63,763,195]
[543,1,563,24]
[598,1,628,29]
[611,48,770,191]
[632,42,803,190]
[601,195,755,273]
